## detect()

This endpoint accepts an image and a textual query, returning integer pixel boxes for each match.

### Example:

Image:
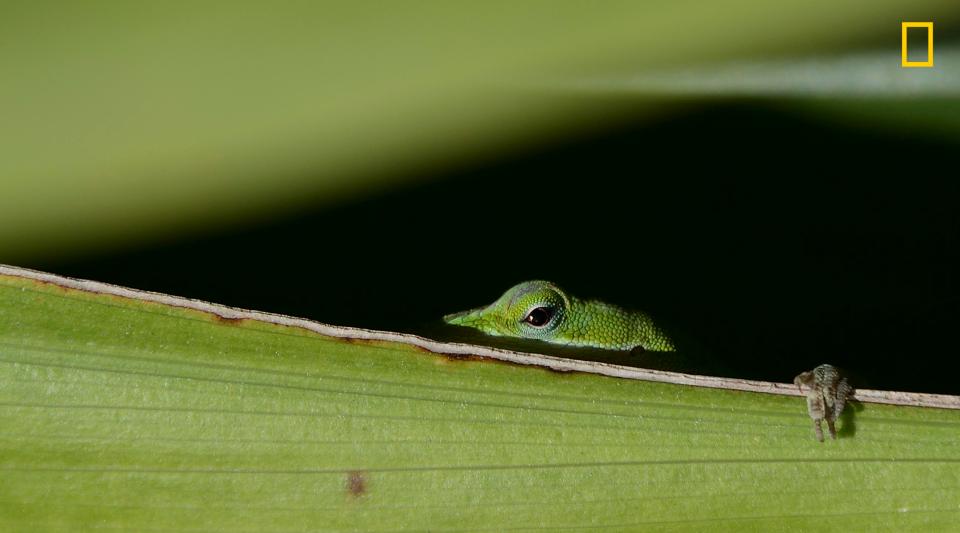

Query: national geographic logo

[901,22,934,68]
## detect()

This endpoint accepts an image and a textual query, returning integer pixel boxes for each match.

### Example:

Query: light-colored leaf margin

[2,264,955,410]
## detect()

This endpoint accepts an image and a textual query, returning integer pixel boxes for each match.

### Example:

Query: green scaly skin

[444,280,675,352]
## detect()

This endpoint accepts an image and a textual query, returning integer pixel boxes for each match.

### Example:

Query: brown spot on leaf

[346,470,367,497]
[438,353,490,364]
[435,352,579,376]
[210,314,245,324]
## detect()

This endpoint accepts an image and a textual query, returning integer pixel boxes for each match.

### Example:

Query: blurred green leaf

[2,1,958,259]
[1,266,958,531]
[575,45,960,97]
[570,44,960,137]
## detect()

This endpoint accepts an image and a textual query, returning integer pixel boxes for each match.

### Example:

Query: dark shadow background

[28,101,960,394]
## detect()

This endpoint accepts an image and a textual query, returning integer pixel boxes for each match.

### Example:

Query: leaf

[569,44,960,139]
[1,265,958,531]
[3,1,958,259]
[574,46,960,98]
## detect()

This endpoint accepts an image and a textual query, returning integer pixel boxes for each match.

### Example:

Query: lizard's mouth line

[442,306,485,325]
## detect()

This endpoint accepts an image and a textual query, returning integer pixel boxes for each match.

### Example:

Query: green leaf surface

[1,266,959,531]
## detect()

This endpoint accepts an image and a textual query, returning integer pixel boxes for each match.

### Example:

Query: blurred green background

[4,1,960,392]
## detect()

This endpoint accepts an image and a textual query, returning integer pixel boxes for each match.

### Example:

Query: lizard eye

[523,306,554,328]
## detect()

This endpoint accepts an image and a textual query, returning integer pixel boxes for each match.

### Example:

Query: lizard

[446,281,853,441]
[443,280,675,352]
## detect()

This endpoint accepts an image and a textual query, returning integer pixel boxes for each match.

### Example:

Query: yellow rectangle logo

[901,22,934,67]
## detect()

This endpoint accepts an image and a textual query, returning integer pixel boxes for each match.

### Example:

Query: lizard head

[444,280,570,341]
